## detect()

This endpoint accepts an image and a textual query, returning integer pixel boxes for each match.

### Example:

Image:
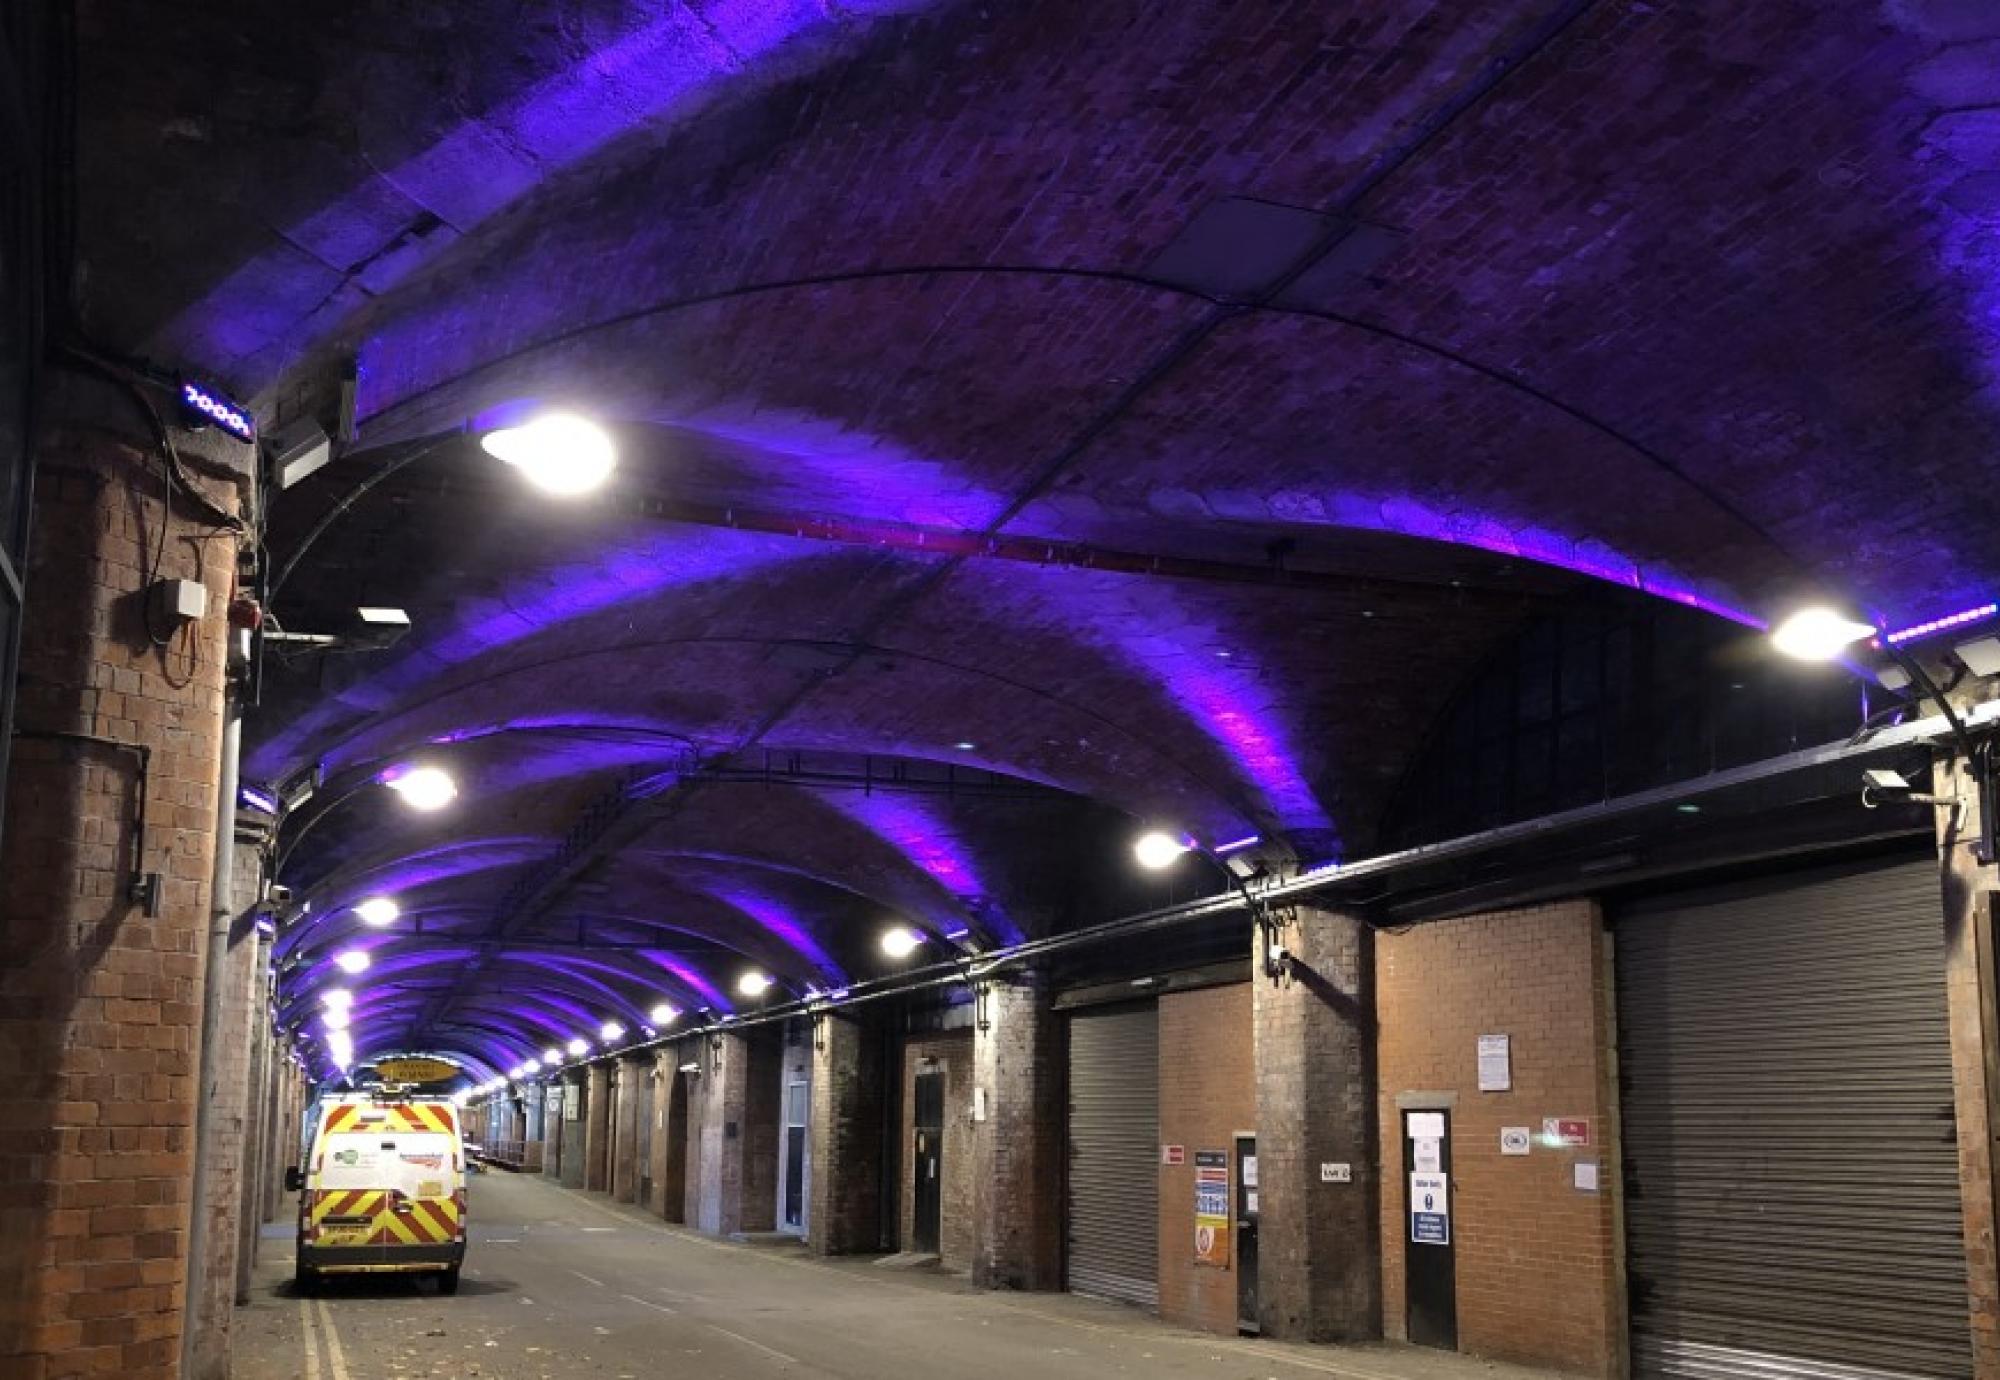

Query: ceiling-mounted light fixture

[321,988,354,1010]
[354,897,400,928]
[1770,607,1876,662]
[737,971,773,998]
[479,413,617,496]
[322,1008,351,1031]
[598,1021,625,1043]
[382,765,457,812]
[648,1003,679,1025]
[542,1046,563,1064]
[566,1037,589,1057]
[333,949,371,975]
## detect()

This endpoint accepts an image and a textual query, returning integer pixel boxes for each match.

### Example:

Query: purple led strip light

[1882,602,1999,646]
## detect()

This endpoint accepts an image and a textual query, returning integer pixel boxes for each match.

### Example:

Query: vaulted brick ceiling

[76,0,2000,1076]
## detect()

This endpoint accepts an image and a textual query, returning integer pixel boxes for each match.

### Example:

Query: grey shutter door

[1067,1002,1159,1309]
[1617,856,1972,1380]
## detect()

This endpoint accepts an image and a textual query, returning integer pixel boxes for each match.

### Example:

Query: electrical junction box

[151,578,209,625]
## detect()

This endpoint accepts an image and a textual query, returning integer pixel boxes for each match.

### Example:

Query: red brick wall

[1157,983,1255,1335]
[1376,901,1621,1377]
[0,433,238,1380]
[900,1031,973,1269]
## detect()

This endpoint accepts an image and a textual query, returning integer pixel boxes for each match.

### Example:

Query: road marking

[620,1292,678,1315]
[580,1226,617,1233]
[315,1299,354,1380]
[570,1269,606,1288]
[704,1322,800,1366]
[300,1299,321,1380]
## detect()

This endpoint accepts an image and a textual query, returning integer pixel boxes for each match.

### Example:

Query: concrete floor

[235,1171,1569,1380]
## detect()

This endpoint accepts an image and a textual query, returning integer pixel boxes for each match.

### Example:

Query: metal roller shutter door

[1617,857,1972,1380]
[1066,1002,1159,1309]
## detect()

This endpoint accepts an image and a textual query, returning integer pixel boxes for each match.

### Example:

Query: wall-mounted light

[1770,607,1876,662]
[479,413,617,496]
[1133,830,1192,870]
[179,378,255,442]
[382,764,457,812]
[880,926,923,960]
[354,897,400,928]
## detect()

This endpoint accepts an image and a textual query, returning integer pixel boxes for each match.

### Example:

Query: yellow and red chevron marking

[318,1101,457,1137]
[320,1103,364,1134]
[383,1102,457,1135]
[310,1189,385,1228]
[371,1196,460,1246]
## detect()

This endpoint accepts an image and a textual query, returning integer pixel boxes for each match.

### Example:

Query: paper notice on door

[1413,1138,1441,1174]
[1407,1111,1445,1140]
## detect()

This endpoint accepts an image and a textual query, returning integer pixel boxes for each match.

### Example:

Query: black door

[913,1070,944,1254]
[1404,1109,1456,1350]
[1234,1135,1259,1333]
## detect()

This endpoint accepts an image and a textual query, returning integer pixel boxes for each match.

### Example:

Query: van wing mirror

[284,1166,304,1193]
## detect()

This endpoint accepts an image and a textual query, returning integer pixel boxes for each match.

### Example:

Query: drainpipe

[181,622,247,1376]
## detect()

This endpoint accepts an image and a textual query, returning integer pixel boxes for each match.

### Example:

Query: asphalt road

[234,1170,1558,1380]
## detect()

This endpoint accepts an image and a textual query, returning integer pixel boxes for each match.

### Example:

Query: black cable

[268,431,458,603]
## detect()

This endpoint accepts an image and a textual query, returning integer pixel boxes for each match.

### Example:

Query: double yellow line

[299,1296,353,1380]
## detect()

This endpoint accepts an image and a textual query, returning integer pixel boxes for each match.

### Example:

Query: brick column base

[808,1014,884,1255]
[1253,905,1381,1341]
[972,972,1062,1290]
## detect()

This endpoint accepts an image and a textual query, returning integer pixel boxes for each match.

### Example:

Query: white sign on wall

[1500,1126,1532,1156]
[1410,1172,1450,1245]
[1477,1034,1512,1092]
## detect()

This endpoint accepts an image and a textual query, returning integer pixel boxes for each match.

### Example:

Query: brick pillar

[972,973,1062,1289]
[584,1064,612,1192]
[647,1052,676,1218]
[808,1014,885,1255]
[693,1033,750,1234]
[612,1058,643,1203]
[1938,751,2000,1379]
[0,412,243,1380]
[186,831,265,1379]
[741,1031,781,1234]
[1254,904,1381,1341]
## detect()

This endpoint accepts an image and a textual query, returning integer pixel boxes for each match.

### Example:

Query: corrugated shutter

[1617,856,1972,1380]
[1067,1001,1159,1309]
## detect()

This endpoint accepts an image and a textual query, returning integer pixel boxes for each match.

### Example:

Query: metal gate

[1066,1001,1159,1309]
[1617,856,1972,1380]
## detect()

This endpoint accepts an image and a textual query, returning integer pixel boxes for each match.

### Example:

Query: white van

[286,1093,468,1292]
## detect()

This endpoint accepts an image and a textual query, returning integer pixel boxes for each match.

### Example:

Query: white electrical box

[151,579,208,624]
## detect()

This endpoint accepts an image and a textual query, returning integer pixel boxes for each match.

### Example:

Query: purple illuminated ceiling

[81,0,2000,1076]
